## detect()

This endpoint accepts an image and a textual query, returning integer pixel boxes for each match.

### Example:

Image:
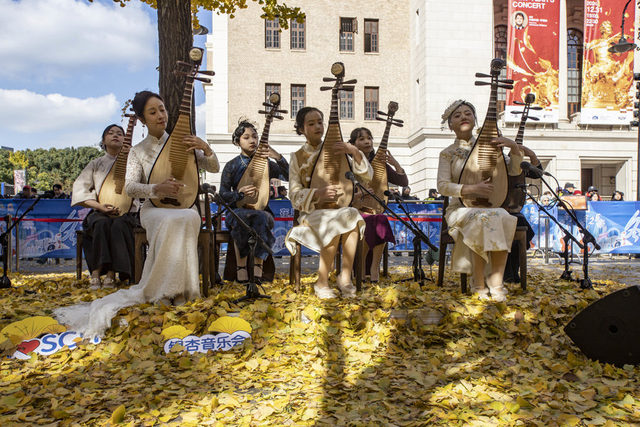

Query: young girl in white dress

[437,100,523,301]
[285,107,372,299]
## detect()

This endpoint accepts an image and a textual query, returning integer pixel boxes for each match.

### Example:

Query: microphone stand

[1,196,43,288]
[206,190,272,303]
[350,178,436,286]
[530,169,599,289]
[521,190,583,282]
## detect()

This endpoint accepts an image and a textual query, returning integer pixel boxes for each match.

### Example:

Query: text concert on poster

[506,0,560,123]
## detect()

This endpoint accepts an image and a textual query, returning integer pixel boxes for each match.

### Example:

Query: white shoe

[314,284,337,299]
[489,285,508,302]
[102,277,115,289]
[337,278,357,298]
[89,277,101,290]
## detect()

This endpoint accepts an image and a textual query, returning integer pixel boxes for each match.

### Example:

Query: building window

[265,83,281,103]
[364,19,379,53]
[364,87,379,120]
[340,17,356,52]
[265,19,280,49]
[494,25,508,114]
[290,18,305,50]
[291,84,306,118]
[568,28,583,117]
[339,90,354,119]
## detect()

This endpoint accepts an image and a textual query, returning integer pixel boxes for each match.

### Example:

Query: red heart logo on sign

[17,339,40,355]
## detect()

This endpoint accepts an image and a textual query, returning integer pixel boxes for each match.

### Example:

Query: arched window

[567,28,583,116]
[494,25,508,113]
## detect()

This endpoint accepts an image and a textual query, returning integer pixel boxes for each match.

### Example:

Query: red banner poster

[506,0,560,123]
[581,0,635,124]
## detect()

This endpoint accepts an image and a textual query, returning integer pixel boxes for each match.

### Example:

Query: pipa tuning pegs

[198,70,215,76]
[531,106,543,111]
[475,72,491,78]
[498,83,513,89]
[341,85,355,92]
[343,79,357,85]
[513,100,526,106]
[529,116,541,121]
[499,79,514,84]
[274,115,285,120]
[193,76,211,83]
[320,86,333,91]
[275,109,288,114]
[375,116,386,122]
[393,118,404,124]
[376,110,388,116]
[475,81,491,86]
[323,77,337,82]
[258,109,268,114]
[394,123,404,128]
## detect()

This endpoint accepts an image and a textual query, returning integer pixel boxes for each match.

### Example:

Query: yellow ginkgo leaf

[0,316,66,345]
[160,325,193,340]
[207,316,252,334]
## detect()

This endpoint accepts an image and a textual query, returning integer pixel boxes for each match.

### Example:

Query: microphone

[520,161,550,179]
[345,171,357,183]
[200,183,213,193]
[384,190,402,202]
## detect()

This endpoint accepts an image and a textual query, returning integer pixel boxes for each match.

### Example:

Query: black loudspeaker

[564,286,640,367]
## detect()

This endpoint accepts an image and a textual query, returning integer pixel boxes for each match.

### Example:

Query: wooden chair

[437,198,528,293]
[289,210,364,291]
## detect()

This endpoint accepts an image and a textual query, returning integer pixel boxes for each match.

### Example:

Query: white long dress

[437,137,523,274]
[285,142,373,255]
[55,132,219,338]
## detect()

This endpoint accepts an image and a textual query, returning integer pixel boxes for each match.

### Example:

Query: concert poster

[506,0,560,123]
[580,0,635,124]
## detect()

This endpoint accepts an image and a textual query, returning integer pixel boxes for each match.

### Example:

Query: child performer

[285,107,373,298]
[348,127,408,282]
[219,121,289,282]
[437,100,522,301]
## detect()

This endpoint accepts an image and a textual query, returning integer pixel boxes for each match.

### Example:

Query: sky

[0,0,211,151]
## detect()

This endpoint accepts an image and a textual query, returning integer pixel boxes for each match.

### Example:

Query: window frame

[339,17,357,52]
[339,89,354,120]
[364,87,379,121]
[265,83,281,103]
[290,18,306,50]
[364,19,379,53]
[265,18,281,49]
[290,84,306,118]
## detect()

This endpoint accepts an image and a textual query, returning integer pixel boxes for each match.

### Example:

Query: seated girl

[72,124,137,288]
[437,100,522,301]
[219,120,289,282]
[348,127,408,282]
[285,107,373,298]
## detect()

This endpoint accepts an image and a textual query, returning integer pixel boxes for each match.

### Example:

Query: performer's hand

[315,185,342,201]
[238,185,257,198]
[333,141,356,156]
[385,151,404,173]
[492,137,521,155]
[521,145,539,164]
[183,135,214,156]
[154,177,184,198]
[101,204,120,216]
[267,145,283,161]
[463,179,494,198]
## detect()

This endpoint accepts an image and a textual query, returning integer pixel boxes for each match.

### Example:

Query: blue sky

[0,0,211,151]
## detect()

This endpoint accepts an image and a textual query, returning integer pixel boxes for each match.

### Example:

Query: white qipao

[285,142,373,255]
[437,137,523,274]
[55,132,219,338]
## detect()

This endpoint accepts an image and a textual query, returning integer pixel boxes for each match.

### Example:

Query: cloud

[0,0,157,80]
[195,102,206,138]
[0,89,120,133]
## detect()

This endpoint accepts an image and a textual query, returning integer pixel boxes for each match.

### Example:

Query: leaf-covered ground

[1,263,640,426]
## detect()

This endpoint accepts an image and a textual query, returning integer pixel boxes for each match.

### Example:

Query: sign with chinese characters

[163,332,251,354]
[506,0,560,123]
[580,0,635,124]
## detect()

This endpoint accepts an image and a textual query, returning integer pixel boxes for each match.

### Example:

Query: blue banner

[4,199,640,262]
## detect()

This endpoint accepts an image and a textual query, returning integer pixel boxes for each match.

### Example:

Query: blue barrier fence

[1,199,640,260]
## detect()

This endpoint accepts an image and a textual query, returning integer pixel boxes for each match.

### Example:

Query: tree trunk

[157,0,193,133]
